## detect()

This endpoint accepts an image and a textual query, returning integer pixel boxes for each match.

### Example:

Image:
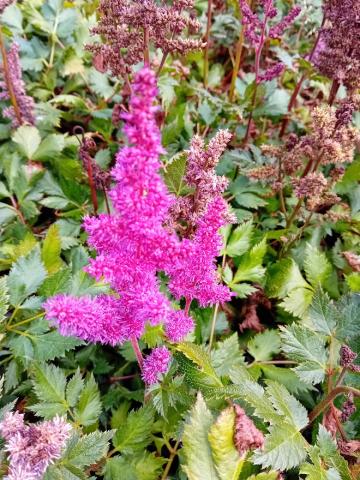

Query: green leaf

[30,362,68,418]
[182,393,219,480]
[105,453,165,480]
[208,407,244,480]
[308,288,337,335]
[0,277,9,323]
[176,343,221,383]
[163,153,189,196]
[247,473,279,480]
[33,134,65,162]
[12,125,41,159]
[279,287,314,318]
[233,238,267,283]
[316,426,352,480]
[65,431,113,468]
[280,324,327,385]
[253,423,308,471]
[248,330,281,362]
[74,374,102,427]
[66,369,84,408]
[267,258,309,299]
[113,405,154,454]
[211,333,244,377]
[265,380,308,430]
[42,224,63,274]
[304,244,332,287]
[7,247,47,305]
[33,331,83,362]
[225,220,253,257]
[39,268,72,297]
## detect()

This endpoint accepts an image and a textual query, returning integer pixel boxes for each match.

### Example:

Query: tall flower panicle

[0,43,35,127]
[314,0,360,91]
[0,413,71,480]
[44,67,232,381]
[239,0,301,83]
[87,0,204,77]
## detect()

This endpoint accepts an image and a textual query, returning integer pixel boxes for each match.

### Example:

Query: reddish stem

[131,336,144,371]
[86,156,98,215]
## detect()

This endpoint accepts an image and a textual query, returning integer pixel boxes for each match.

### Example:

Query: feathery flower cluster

[0,43,35,128]
[79,136,111,189]
[142,346,171,385]
[256,101,359,214]
[0,0,14,13]
[87,0,204,77]
[0,412,71,480]
[314,0,360,90]
[239,0,300,83]
[233,404,264,455]
[168,130,232,235]
[45,67,231,383]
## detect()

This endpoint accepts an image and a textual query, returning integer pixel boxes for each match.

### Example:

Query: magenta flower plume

[166,310,194,343]
[0,413,71,480]
[44,67,232,383]
[0,43,35,127]
[142,346,171,385]
[167,196,232,307]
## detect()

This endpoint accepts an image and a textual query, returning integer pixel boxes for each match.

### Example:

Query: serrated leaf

[113,405,154,454]
[163,153,189,196]
[66,369,85,408]
[233,238,267,283]
[176,343,221,382]
[253,423,308,471]
[316,426,352,480]
[39,268,72,297]
[225,220,253,257]
[267,258,309,299]
[211,334,244,377]
[248,330,281,362]
[280,324,327,385]
[12,125,41,159]
[280,287,314,318]
[208,407,243,480]
[65,431,113,468]
[74,374,101,427]
[33,134,65,162]
[265,380,308,430]
[260,366,313,395]
[247,473,279,480]
[32,362,67,404]
[182,393,219,480]
[7,247,47,305]
[304,244,332,287]
[0,277,9,322]
[33,331,83,362]
[308,288,337,335]
[42,224,63,274]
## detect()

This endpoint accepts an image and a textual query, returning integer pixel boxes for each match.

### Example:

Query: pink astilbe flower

[142,346,171,385]
[165,310,194,342]
[234,405,265,455]
[44,67,232,380]
[239,0,301,84]
[167,197,232,307]
[0,413,71,480]
[0,0,14,13]
[0,43,35,127]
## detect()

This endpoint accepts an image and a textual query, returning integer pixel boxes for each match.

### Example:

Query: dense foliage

[0,0,359,479]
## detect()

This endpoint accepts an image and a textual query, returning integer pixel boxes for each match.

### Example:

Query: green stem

[8,312,44,329]
[208,255,227,351]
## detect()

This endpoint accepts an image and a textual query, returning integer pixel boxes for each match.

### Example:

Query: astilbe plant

[0,42,35,128]
[87,0,204,77]
[248,97,360,228]
[0,412,71,480]
[313,0,360,102]
[44,67,232,385]
[239,0,301,143]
